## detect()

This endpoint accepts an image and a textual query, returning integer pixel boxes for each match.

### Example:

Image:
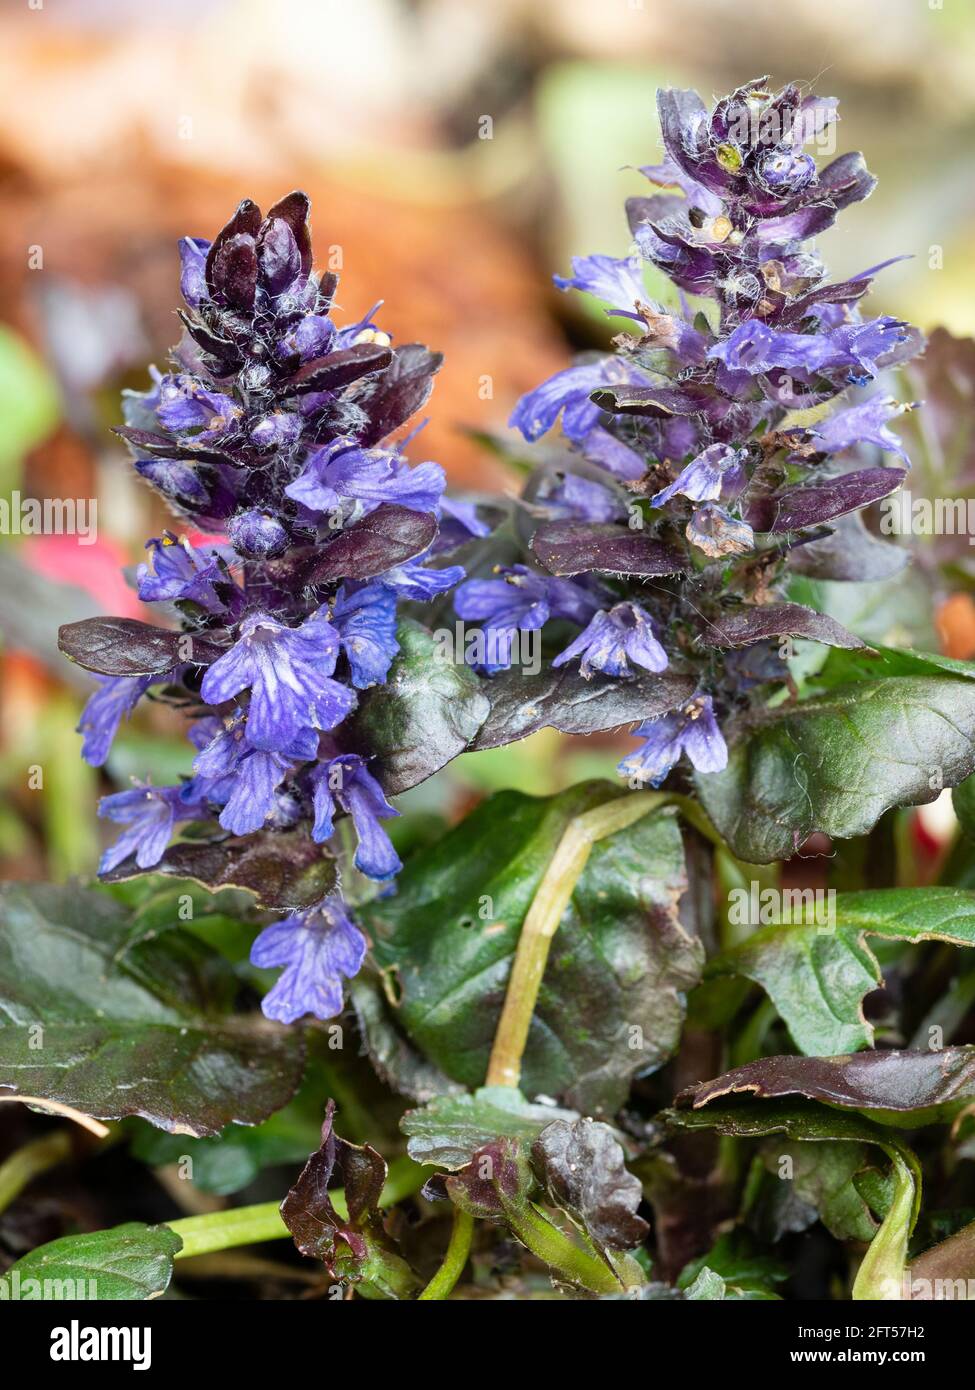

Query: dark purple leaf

[626,194,687,237]
[354,343,444,446]
[589,385,702,418]
[677,1048,975,1123]
[470,665,695,750]
[284,343,393,395]
[204,198,261,293]
[58,617,223,676]
[818,151,877,210]
[302,504,437,585]
[260,190,312,282]
[99,830,338,912]
[532,1118,649,1253]
[531,521,687,577]
[701,603,865,650]
[176,310,241,366]
[747,468,907,532]
[210,234,258,311]
[113,426,237,468]
[281,1100,418,1297]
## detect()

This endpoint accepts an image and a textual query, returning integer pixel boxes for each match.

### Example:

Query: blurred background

[1,0,974,882]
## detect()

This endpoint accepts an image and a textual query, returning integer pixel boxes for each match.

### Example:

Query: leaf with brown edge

[469,665,695,750]
[531,520,687,577]
[99,829,337,912]
[58,617,224,676]
[532,1117,648,1253]
[301,504,437,585]
[676,1048,975,1127]
[281,1100,419,1299]
[700,602,865,650]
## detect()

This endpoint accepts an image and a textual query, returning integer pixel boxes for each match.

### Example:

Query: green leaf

[359,783,703,1113]
[697,657,975,862]
[349,619,490,795]
[707,887,975,1054]
[760,1140,878,1242]
[677,1230,789,1296]
[531,1116,648,1253]
[0,1223,181,1301]
[401,1086,577,1169]
[0,883,304,1136]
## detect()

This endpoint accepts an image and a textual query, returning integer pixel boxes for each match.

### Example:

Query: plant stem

[505,1199,635,1295]
[0,1129,74,1216]
[417,1208,474,1300]
[170,1155,425,1260]
[486,791,677,1088]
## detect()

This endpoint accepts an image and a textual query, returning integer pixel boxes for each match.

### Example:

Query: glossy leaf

[0,883,304,1136]
[469,665,695,751]
[348,619,490,795]
[358,784,703,1113]
[301,504,437,584]
[531,1117,649,1252]
[0,1223,182,1302]
[58,617,223,676]
[702,602,864,650]
[697,668,975,862]
[707,889,975,1054]
[402,1086,577,1170]
[100,829,338,912]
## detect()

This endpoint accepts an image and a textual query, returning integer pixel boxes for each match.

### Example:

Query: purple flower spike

[200,609,355,751]
[250,897,367,1023]
[553,602,668,678]
[618,694,728,787]
[310,754,401,881]
[285,439,445,518]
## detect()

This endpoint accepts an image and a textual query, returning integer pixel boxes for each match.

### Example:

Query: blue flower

[310,754,401,880]
[332,584,400,688]
[137,535,230,610]
[155,374,242,436]
[553,254,647,320]
[178,236,210,309]
[284,438,445,516]
[200,609,355,751]
[811,396,913,464]
[618,694,728,787]
[651,444,746,508]
[250,897,367,1023]
[435,496,492,553]
[510,359,652,443]
[98,784,198,873]
[536,472,625,524]
[188,718,319,835]
[580,427,645,482]
[553,602,668,678]
[372,557,466,601]
[709,316,907,383]
[78,675,154,767]
[227,508,290,557]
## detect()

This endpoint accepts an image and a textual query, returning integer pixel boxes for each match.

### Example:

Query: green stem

[486,792,675,1088]
[0,1129,74,1216]
[505,1200,635,1296]
[852,1142,921,1301]
[170,1155,425,1260]
[417,1208,474,1301]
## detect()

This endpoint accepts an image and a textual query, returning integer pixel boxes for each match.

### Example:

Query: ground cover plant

[4,76,975,1303]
